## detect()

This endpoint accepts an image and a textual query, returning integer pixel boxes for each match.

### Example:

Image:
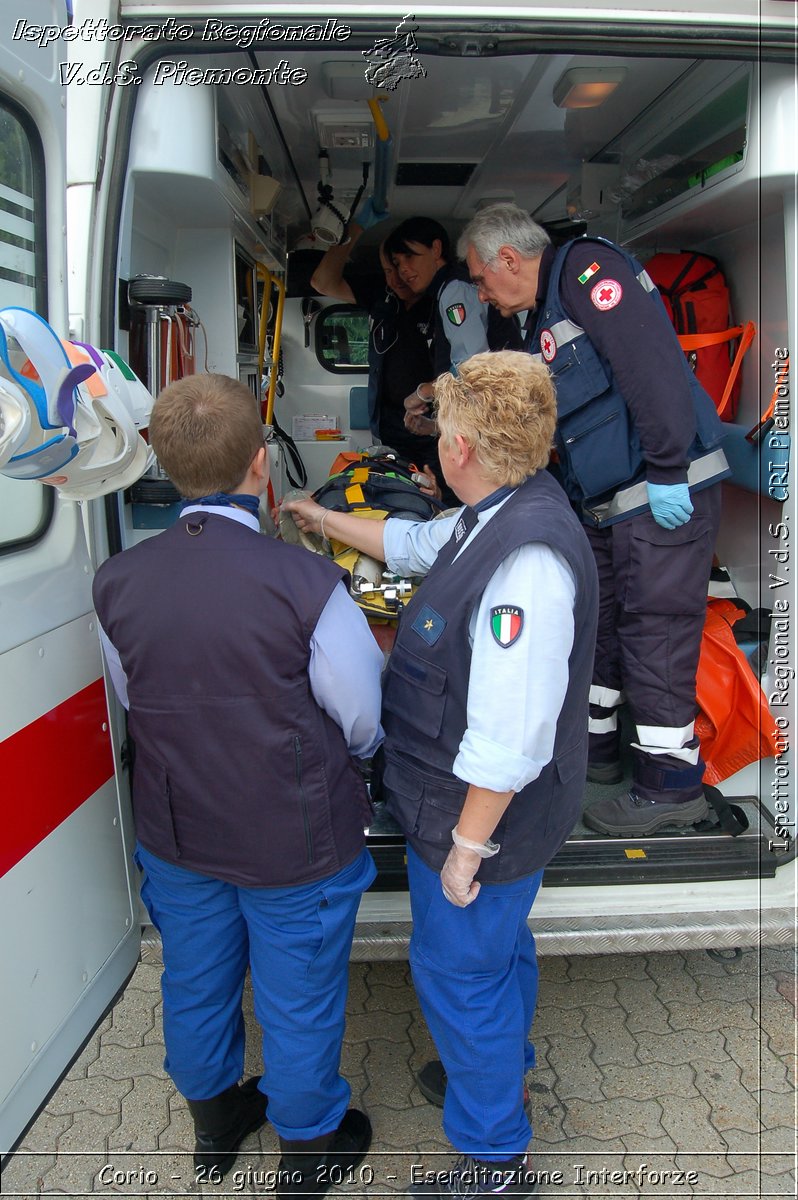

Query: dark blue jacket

[92,514,370,887]
[380,471,598,881]
[531,238,729,525]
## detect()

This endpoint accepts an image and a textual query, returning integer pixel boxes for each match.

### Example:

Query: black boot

[277,1108,372,1198]
[186,1076,268,1178]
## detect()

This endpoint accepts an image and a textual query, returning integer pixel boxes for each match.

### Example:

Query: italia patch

[490,605,524,648]
[577,261,600,285]
[411,604,447,645]
[590,279,623,310]
[540,329,556,363]
[446,303,466,326]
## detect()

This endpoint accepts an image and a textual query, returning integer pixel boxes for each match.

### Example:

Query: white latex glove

[440,842,482,907]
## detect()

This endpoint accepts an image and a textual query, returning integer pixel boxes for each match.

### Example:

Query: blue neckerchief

[473,485,515,514]
[181,492,261,517]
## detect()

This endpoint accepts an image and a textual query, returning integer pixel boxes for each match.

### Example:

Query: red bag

[646,251,755,421]
[695,599,780,785]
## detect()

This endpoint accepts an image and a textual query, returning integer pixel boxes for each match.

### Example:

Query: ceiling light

[553,67,627,109]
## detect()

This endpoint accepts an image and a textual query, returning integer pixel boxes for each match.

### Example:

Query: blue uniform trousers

[135,843,376,1140]
[407,847,544,1160]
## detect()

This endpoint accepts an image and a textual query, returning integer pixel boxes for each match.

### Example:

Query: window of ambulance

[0,93,52,553]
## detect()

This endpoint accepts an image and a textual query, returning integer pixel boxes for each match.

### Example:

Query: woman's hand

[280,496,328,536]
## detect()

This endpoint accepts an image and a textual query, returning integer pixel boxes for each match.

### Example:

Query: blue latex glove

[647,482,694,529]
[354,197,388,230]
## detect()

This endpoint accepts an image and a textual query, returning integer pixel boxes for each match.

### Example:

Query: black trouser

[586,484,722,800]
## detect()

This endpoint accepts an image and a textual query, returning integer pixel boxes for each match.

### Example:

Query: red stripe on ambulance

[0,678,114,879]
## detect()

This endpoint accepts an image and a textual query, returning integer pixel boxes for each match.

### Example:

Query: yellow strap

[350,467,370,484]
[345,483,365,505]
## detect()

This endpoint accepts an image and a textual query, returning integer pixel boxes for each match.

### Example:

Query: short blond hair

[434,351,555,486]
[149,374,263,498]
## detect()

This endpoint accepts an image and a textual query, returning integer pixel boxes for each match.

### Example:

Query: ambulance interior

[101,38,792,894]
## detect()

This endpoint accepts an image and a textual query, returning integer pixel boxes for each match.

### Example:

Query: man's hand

[404,386,431,417]
[406,412,438,436]
[647,482,693,529]
[440,842,482,907]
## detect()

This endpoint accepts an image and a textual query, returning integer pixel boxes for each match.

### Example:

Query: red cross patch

[590,279,623,310]
[540,329,556,362]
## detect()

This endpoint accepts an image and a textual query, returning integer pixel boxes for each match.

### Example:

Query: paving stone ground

[2,945,795,1198]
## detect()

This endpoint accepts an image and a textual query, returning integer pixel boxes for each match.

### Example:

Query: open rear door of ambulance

[0,0,140,1160]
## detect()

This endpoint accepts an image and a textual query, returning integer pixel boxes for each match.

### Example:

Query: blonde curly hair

[434,351,555,486]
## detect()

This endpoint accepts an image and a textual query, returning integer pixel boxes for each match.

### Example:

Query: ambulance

[0,0,795,1157]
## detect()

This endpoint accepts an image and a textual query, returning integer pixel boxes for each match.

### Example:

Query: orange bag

[695,599,780,784]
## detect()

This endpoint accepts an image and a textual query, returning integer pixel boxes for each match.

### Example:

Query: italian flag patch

[490,605,524,648]
[577,262,600,285]
[446,303,466,325]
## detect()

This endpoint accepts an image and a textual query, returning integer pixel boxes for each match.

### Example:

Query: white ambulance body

[0,0,795,1157]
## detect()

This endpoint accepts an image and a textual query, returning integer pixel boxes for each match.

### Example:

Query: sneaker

[585,759,623,785]
[410,1153,539,1199]
[583,790,709,836]
[416,1060,531,1113]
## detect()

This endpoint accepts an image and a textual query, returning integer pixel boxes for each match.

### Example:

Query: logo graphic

[590,279,623,310]
[490,605,524,648]
[540,329,556,362]
[446,303,466,326]
[577,262,600,285]
[363,15,426,91]
[411,603,447,645]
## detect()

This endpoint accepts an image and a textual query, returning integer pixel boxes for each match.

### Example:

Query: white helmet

[0,307,154,499]
[0,376,32,469]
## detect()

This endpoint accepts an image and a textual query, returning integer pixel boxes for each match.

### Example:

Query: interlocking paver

[345,1009,413,1044]
[633,1028,729,1065]
[755,1090,798,1134]
[536,954,570,982]
[102,982,159,1048]
[599,1060,697,1101]
[723,1025,792,1092]
[531,1000,585,1039]
[758,992,798,1055]
[347,963,371,1012]
[666,997,755,1031]
[54,1107,121,1153]
[535,978,618,1010]
[644,952,702,1003]
[529,1093,567,1145]
[366,962,410,990]
[5,947,794,1196]
[563,1096,664,1140]
[567,953,649,982]
[108,1074,172,1151]
[681,947,761,977]
[580,1003,639,1065]
[45,1074,132,1118]
[692,1060,762,1134]
[614,976,672,1033]
[694,969,766,1003]
[370,1102,448,1150]
[366,982,424,1014]
[657,1094,730,1151]
[407,1013,438,1065]
[86,1041,169,1080]
[363,1039,417,1108]
[539,1035,605,1102]
[674,1150,735,1179]
[63,1021,109,1080]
